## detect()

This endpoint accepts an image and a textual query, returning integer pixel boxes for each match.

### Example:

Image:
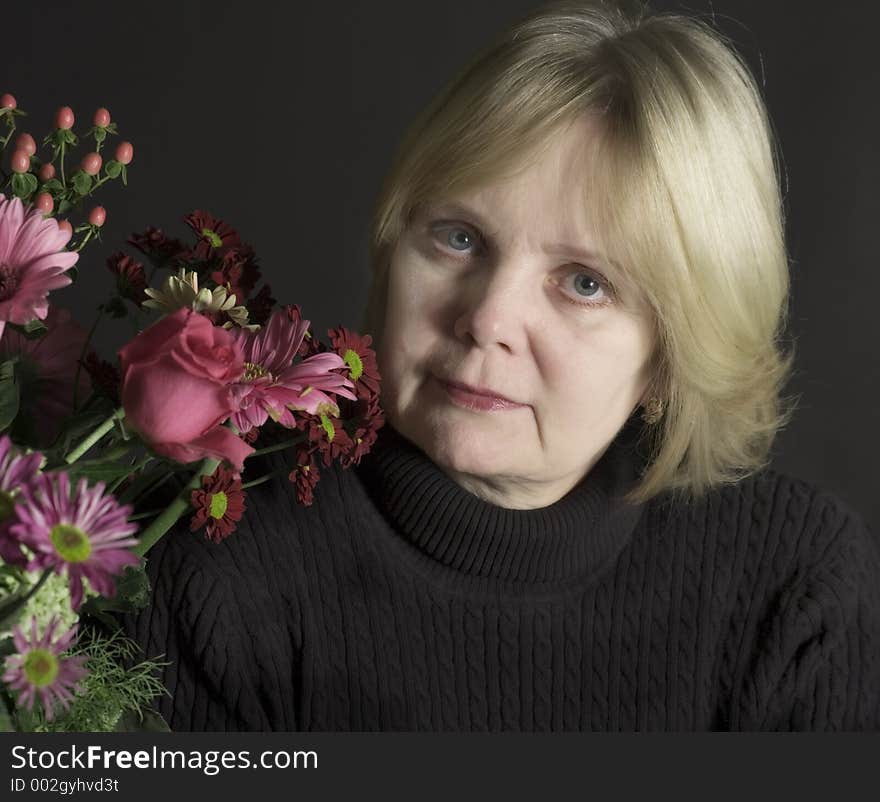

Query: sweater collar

[355,412,648,584]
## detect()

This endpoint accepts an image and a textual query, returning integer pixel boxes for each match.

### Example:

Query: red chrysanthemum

[209,243,261,303]
[248,283,276,327]
[327,325,381,402]
[338,395,386,469]
[127,226,190,264]
[190,466,246,543]
[80,351,121,405]
[286,304,323,358]
[106,250,147,303]
[288,444,321,506]
[183,210,241,261]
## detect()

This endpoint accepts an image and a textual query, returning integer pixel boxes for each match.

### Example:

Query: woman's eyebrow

[425,200,612,266]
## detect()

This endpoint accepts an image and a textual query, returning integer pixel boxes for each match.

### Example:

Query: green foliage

[13,627,170,732]
[0,360,20,433]
[10,172,37,200]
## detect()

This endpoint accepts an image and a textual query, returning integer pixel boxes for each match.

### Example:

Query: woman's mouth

[435,376,527,412]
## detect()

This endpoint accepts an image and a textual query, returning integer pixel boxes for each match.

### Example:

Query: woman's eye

[433,225,478,255]
[563,270,615,307]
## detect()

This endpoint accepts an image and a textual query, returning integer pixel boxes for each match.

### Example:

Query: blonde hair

[362,0,799,508]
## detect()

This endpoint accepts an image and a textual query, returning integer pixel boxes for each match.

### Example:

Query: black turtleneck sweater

[118,415,880,731]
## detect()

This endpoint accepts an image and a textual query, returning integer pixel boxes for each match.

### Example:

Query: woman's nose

[452,267,530,353]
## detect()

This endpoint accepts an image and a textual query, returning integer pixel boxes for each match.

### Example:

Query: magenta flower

[2,615,88,722]
[228,308,356,434]
[0,194,79,341]
[12,472,140,610]
[0,306,91,447]
[0,434,43,567]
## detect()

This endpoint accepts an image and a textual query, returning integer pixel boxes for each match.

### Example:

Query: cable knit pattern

[117,415,880,731]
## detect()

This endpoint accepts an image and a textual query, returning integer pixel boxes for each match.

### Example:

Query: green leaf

[10,172,37,200]
[63,459,136,484]
[121,164,128,186]
[7,319,47,339]
[104,159,122,179]
[0,696,15,732]
[80,565,150,616]
[57,197,72,215]
[72,171,91,196]
[0,360,19,432]
[115,708,170,732]
[62,129,78,146]
[40,178,63,193]
[94,128,107,144]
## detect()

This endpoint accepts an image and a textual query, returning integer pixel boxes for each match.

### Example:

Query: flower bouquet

[0,93,384,731]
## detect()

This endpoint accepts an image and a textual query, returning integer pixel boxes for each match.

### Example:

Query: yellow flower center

[209,491,228,520]
[201,227,223,248]
[23,648,60,687]
[243,362,270,381]
[50,523,92,563]
[343,348,363,381]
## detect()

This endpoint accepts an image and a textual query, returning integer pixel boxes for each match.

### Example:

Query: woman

[121,0,880,731]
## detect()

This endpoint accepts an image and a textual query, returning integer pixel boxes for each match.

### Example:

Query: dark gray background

[3,1,878,533]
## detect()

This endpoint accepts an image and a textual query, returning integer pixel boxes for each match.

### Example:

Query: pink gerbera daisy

[12,472,140,610]
[2,615,89,722]
[228,308,356,434]
[0,194,79,341]
[0,434,43,567]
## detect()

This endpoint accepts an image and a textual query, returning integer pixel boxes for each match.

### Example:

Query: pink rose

[118,308,253,469]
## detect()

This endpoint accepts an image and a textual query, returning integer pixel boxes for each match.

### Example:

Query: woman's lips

[436,377,527,412]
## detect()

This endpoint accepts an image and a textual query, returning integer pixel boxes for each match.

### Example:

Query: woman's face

[376,118,656,509]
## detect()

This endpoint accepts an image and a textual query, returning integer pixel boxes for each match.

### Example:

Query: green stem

[127,507,166,522]
[133,457,220,557]
[72,306,104,411]
[60,140,66,189]
[241,470,282,490]
[64,408,123,464]
[248,436,304,459]
[0,569,53,632]
[73,228,94,253]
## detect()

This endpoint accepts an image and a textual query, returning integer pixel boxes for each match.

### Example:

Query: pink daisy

[2,615,89,722]
[228,308,357,434]
[0,434,43,567]
[0,194,79,341]
[11,472,140,611]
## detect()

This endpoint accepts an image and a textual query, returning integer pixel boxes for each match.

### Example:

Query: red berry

[38,163,55,182]
[55,106,75,130]
[57,219,73,236]
[81,152,102,176]
[88,206,106,227]
[15,133,36,156]
[115,141,134,165]
[93,107,111,127]
[0,94,16,110]
[34,193,54,214]
[10,149,30,173]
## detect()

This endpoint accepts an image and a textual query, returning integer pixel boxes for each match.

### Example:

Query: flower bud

[34,192,54,214]
[38,163,55,182]
[15,133,36,156]
[93,107,111,127]
[54,106,75,130]
[10,149,30,173]
[0,93,16,110]
[115,141,134,165]
[81,152,102,176]
[88,206,106,227]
